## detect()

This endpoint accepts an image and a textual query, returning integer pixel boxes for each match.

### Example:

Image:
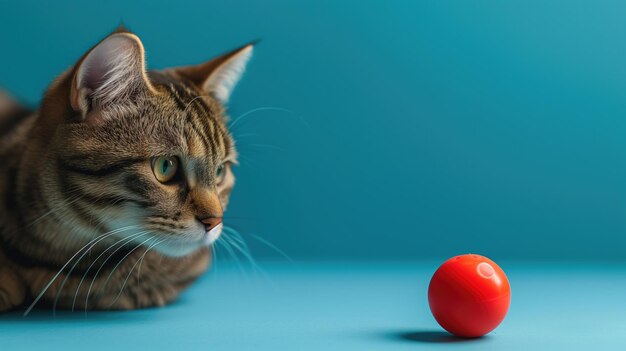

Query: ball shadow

[391,330,489,344]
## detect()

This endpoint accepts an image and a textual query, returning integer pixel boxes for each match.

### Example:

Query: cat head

[29,29,253,256]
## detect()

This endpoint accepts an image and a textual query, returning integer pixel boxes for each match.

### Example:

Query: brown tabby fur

[0,28,252,312]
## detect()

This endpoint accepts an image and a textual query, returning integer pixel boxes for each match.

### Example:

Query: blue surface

[1,1,626,261]
[2,3,624,348]
[2,262,625,350]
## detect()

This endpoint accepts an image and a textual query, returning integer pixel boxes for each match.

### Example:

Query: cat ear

[169,43,254,103]
[70,32,153,119]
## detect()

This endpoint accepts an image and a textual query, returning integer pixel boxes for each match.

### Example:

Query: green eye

[151,156,179,183]
[216,163,226,182]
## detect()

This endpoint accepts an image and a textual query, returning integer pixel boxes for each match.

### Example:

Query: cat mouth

[203,223,223,245]
[146,223,223,257]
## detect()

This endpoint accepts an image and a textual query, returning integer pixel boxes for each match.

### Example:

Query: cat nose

[200,217,222,232]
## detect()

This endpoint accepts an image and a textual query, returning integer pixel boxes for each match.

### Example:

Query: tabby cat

[0,28,253,312]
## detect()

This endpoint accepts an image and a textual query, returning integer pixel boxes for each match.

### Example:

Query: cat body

[0,28,253,312]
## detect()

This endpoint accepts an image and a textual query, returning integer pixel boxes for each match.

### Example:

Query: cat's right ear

[70,32,154,124]
[168,43,254,104]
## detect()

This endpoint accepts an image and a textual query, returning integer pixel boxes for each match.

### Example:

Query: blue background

[2,2,626,350]
[2,0,626,261]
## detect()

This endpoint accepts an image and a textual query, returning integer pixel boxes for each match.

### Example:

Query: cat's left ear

[168,43,254,104]
[70,31,154,120]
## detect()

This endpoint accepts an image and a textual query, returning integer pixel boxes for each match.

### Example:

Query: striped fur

[0,29,253,312]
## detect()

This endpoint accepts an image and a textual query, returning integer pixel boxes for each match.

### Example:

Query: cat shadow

[387,330,489,344]
[0,309,128,323]
[0,293,192,323]
[0,303,182,323]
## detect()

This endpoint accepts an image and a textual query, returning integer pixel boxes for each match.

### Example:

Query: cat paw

[0,268,25,312]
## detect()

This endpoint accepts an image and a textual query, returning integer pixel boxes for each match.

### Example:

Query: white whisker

[23,225,141,316]
[70,230,150,312]
[229,106,304,131]
[83,231,151,312]
[95,235,155,309]
[108,236,168,308]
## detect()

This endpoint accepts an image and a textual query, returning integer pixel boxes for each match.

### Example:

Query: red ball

[428,254,510,338]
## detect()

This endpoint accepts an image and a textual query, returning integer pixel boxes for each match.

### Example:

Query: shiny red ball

[428,254,511,338]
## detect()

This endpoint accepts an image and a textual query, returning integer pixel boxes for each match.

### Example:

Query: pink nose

[200,217,223,232]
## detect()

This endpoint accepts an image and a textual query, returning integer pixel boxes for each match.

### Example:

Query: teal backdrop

[1,1,626,261]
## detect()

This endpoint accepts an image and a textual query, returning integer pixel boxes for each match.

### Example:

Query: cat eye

[151,156,180,184]
[215,163,226,184]
[215,163,227,184]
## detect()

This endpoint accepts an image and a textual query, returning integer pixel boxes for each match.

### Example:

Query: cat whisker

[229,106,308,132]
[23,224,141,316]
[225,224,291,263]
[210,242,218,276]
[93,235,155,310]
[236,154,258,168]
[135,237,162,286]
[249,233,294,263]
[70,230,151,312]
[216,238,247,279]
[108,236,168,309]
[221,231,270,282]
[83,231,152,312]
[135,236,173,286]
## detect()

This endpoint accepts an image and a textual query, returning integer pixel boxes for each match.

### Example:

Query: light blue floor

[1,262,625,350]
